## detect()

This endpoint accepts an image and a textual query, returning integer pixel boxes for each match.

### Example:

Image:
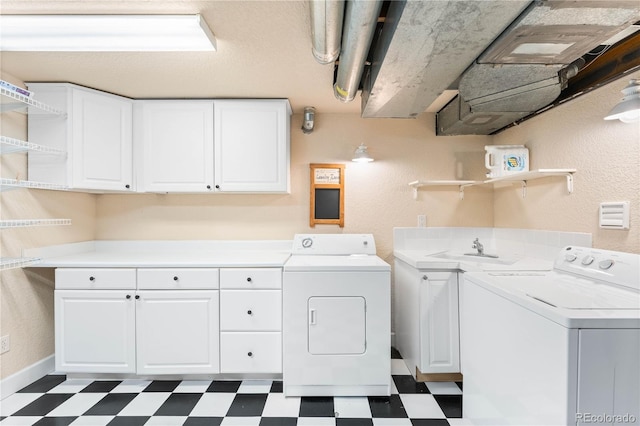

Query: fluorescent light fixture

[352,143,374,163]
[604,79,640,123]
[0,14,217,51]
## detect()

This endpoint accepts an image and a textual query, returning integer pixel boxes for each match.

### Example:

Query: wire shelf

[0,87,65,115]
[0,219,72,229]
[0,257,42,271]
[0,178,70,192]
[0,135,67,155]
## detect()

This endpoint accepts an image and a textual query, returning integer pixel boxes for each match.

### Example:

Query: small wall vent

[599,201,630,230]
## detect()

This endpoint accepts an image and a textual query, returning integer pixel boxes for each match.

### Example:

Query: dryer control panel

[554,246,639,292]
[291,234,376,255]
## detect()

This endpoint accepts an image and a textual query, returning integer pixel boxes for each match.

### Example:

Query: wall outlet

[0,335,9,354]
[417,214,427,227]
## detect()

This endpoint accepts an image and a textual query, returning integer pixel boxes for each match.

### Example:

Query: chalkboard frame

[309,163,345,227]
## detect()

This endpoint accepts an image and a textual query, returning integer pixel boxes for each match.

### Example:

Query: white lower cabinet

[54,268,220,375]
[55,289,136,373]
[394,259,460,377]
[136,290,219,374]
[219,268,283,373]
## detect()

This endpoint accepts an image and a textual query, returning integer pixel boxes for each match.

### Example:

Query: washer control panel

[555,246,639,291]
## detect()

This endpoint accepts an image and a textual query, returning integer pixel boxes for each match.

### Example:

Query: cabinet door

[72,88,133,191]
[136,290,220,374]
[55,290,136,373]
[420,272,460,373]
[139,100,214,193]
[214,100,290,193]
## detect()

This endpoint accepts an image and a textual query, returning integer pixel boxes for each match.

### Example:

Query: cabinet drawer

[137,268,219,290]
[220,332,282,373]
[220,290,281,331]
[56,268,136,289]
[220,268,282,289]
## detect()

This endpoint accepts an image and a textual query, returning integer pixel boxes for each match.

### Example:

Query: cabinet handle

[173,276,179,281]
[247,277,252,282]
[206,185,211,190]
[89,276,95,281]
[247,351,253,357]
[126,294,131,299]
[215,185,220,189]
[247,310,252,315]
[422,275,428,281]
[135,295,140,300]
[125,184,130,189]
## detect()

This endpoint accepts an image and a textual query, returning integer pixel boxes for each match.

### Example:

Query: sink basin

[429,252,517,265]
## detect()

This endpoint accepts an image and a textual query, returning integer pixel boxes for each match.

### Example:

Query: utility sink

[430,251,517,265]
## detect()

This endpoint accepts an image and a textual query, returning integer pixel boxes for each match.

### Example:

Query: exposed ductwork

[360,0,531,118]
[312,0,640,134]
[333,0,382,102]
[437,0,640,135]
[309,0,345,64]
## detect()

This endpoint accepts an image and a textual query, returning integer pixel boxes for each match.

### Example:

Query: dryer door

[308,296,366,355]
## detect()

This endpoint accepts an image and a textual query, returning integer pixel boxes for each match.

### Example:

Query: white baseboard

[1,355,55,400]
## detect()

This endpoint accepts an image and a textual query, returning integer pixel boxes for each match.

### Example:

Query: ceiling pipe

[334,0,383,103]
[310,0,345,64]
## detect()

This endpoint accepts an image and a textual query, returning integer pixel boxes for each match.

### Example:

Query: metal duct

[310,0,345,64]
[361,0,531,118]
[437,0,640,135]
[334,0,382,103]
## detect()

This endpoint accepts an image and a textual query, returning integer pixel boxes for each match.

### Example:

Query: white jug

[484,145,529,178]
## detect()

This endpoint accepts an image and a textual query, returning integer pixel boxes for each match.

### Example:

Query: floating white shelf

[409,180,482,200]
[0,135,66,155]
[0,257,42,271]
[0,219,72,229]
[0,178,70,192]
[410,169,576,200]
[0,87,65,115]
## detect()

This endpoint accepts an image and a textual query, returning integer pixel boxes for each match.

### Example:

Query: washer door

[308,296,366,355]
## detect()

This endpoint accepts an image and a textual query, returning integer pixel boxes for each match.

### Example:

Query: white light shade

[0,14,217,51]
[604,79,640,123]
[352,143,374,162]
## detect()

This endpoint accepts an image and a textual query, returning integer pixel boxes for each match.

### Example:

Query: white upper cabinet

[214,100,291,193]
[27,83,134,192]
[136,100,215,193]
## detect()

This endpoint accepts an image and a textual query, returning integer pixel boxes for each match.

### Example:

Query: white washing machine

[462,246,640,425]
[283,234,391,397]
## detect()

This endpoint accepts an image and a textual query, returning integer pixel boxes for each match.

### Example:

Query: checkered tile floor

[0,349,464,426]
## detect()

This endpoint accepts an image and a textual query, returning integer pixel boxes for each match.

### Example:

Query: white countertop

[394,249,553,272]
[24,240,292,268]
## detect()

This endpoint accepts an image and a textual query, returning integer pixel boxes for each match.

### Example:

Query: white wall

[493,70,640,253]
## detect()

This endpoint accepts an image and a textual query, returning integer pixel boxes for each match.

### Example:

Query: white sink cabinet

[394,259,460,378]
[27,83,134,192]
[54,268,220,375]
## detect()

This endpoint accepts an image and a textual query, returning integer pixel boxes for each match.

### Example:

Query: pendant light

[604,79,640,123]
[352,143,374,162]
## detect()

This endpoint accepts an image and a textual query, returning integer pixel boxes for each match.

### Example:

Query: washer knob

[581,255,595,265]
[599,259,614,270]
[565,254,577,262]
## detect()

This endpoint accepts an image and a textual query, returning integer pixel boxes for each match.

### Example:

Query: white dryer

[283,234,391,397]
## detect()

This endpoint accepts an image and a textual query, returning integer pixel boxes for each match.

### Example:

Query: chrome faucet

[472,238,484,255]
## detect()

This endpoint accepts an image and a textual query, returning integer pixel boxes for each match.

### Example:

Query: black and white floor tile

[0,350,465,426]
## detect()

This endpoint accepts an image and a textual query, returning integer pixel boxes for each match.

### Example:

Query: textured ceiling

[0,1,361,115]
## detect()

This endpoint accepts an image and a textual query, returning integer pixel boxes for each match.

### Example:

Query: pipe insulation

[310,0,345,64]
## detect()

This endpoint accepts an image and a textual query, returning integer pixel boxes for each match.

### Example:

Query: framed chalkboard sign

[310,163,344,227]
